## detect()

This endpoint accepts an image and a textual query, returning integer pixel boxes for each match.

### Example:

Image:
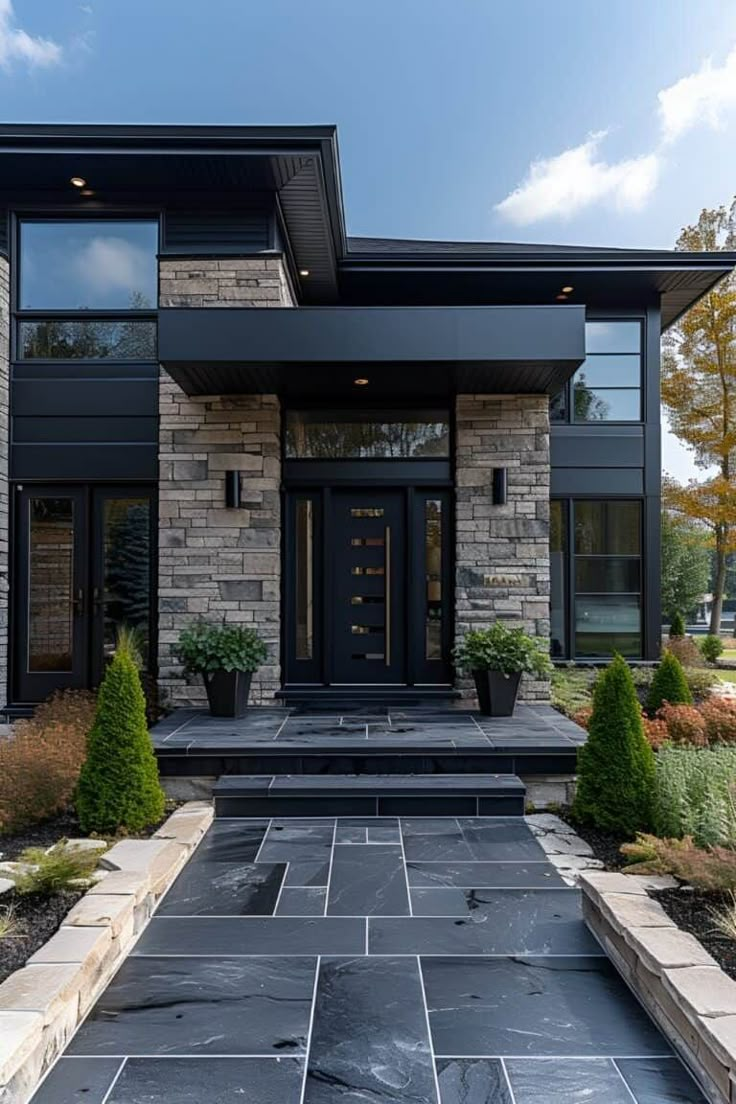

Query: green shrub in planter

[454,624,551,716]
[572,654,655,836]
[701,634,725,664]
[669,611,686,638]
[176,622,268,717]
[76,637,165,834]
[646,650,693,714]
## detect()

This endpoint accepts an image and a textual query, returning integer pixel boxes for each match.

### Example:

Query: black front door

[332,490,405,684]
[284,485,452,689]
[13,485,155,703]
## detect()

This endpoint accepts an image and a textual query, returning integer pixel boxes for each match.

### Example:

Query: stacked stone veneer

[158,257,293,707]
[455,394,551,702]
[0,257,8,711]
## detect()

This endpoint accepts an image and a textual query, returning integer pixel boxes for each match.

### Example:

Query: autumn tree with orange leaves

[662,199,736,634]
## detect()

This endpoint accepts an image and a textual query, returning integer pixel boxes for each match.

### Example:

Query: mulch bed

[0,809,83,861]
[557,807,736,981]
[0,888,84,984]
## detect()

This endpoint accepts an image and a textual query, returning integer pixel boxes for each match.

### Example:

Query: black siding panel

[551,426,644,468]
[12,377,158,417]
[0,209,7,257]
[11,443,158,481]
[162,209,271,254]
[13,416,157,444]
[551,467,644,495]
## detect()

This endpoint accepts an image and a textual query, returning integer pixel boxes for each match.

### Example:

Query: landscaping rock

[88,868,151,905]
[52,839,108,856]
[63,893,135,939]
[664,965,736,1018]
[0,877,13,897]
[0,1010,43,1088]
[0,963,83,1024]
[101,837,187,895]
[626,925,718,975]
[599,891,675,931]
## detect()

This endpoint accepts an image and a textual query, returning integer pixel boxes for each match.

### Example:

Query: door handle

[71,588,85,616]
[385,526,391,666]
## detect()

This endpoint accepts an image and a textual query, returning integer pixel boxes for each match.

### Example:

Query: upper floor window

[551,319,642,423]
[17,220,158,361]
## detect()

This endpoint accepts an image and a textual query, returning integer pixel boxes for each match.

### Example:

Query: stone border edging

[581,869,736,1104]
[0,800,213,1104]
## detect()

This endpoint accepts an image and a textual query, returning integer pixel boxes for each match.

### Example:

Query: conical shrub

[647,650,693,715]
[572,654,655,836]
[669,611,685,638]
[76,645,165,834]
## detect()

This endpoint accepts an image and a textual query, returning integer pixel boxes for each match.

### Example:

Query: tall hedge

[646,650,693,715]
[572,654,655,836]
[76,644,165,834]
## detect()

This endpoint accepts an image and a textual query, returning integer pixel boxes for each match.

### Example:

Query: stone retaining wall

[0,802,213,1104]
[581,869,736,1104]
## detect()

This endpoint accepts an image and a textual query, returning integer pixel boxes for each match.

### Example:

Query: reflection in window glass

[575,595,641,657]
[575,355,641,389]
[550,389,566,422]
[425,499,443,660]
[573,383,641,422]
[550,501,567,658]
[20,319,157,360]
[574,502,641,556]
[20,221,158,310]
[28,498,75,672]
[573,500,642,658]
[286,410,450,458]
[295,499,314,660]
[569,321,642,423]
[584,321,641,354]
[575,557,640,593]
[103,499,151,665]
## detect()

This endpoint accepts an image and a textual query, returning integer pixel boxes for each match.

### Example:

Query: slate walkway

[32,817,705,1103]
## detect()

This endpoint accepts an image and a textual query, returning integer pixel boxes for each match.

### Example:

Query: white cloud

[72,237,152,301]
[0,0,62,69]
[659,44,736,143]
[495,132,660,226]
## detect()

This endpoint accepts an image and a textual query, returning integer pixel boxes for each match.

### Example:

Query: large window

[550,499,643,658]
[551,319,642,423]
[17,220,158,360]
[285,410,450,459]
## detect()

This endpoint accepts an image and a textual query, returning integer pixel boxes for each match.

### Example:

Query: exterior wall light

[492,467,507,506]
[354,378,369,386]
[225,470,241,508]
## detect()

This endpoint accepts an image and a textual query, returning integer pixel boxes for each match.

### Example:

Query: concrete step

[213,773,526,818]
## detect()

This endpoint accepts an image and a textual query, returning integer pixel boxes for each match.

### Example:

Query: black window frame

[11,212,160,365]
[550,315,645,426]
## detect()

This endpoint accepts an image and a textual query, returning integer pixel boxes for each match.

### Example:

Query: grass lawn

[721,648,736,661]
[717,669,736,684]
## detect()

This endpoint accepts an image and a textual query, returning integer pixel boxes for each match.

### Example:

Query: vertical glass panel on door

[425,499,443,660]
[20,221,159,310]
[28,498,75,672]
[102,498,151,665]
[295,499,314,660]
[550,500,567,658]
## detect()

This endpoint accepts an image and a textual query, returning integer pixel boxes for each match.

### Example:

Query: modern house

[0,123,733,713]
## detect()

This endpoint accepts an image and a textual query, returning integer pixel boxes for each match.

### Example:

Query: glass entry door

[14,485,154,702]
[284,485,452,689]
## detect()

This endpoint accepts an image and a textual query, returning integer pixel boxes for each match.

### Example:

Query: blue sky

[3,0,736,478]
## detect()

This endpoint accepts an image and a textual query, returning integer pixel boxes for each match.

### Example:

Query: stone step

[213,773,526,818]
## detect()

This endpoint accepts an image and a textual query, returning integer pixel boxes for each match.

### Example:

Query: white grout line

[132,952,609,958]
[271,862,289,916]
[610,1058,639,1103]
[397,818,414,918]
[416,956,442,1104]
[252,819,273,863]
[434,1053,675,1060]
[365,917,369,955]
[99,1057,127,1104]
[500,1058,520,1104]
[69,1053,305,1060]
[298,956,321,1104]
[323,820,338,916]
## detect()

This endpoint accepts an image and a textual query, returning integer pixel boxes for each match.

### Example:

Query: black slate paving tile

[67,956,316,1056]
[407,861,566,888]
[327,844,410,916]
[257,821,335,863]
[457,819,548,861]
[284,860,331,886]
[401,821,475,861]
[422,956,668,1057]
[30,1057,122,1103]
[133,916,365,956]
[191,820,270,863]
[436,1058,512,1104]
[304,957,438,1104]
[157,862,286,916]
[505,1058,637,1102]
[617,1057,707,1102]
[107,1057,304,1104]
[276,887,327,916]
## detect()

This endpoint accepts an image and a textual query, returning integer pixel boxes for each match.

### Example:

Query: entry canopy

[158,303,586,397]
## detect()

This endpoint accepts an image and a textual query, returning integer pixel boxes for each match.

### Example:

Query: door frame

[282,465,454,690]
[10,482,158,705]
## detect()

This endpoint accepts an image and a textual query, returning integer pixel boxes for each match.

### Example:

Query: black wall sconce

[225,470,241,509]
[492,467,507,506]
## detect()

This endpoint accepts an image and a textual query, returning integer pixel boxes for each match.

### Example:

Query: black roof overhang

[158,303,585,398]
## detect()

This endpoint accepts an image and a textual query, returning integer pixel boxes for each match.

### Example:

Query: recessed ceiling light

[70,176,86,188]
[299,268,310,277]
[80,189,95,197]
[556,294,568,301]
[561,285,574,294]
[354,377,369,386]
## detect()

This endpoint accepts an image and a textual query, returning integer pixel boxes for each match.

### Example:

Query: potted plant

[454,623,551,716]
[176,622,268,717]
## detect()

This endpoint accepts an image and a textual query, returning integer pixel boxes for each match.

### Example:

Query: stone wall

[0,258,9,711]
[454,394,550,702]
[157,257,292,707]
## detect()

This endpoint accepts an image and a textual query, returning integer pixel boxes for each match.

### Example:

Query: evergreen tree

[572,654,655,836]
[76,639,164,833]
[669,611,686,638]
[647,650,694,714]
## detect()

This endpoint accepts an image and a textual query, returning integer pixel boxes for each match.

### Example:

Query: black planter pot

[203,670,253,717]
[473,669,522,717]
